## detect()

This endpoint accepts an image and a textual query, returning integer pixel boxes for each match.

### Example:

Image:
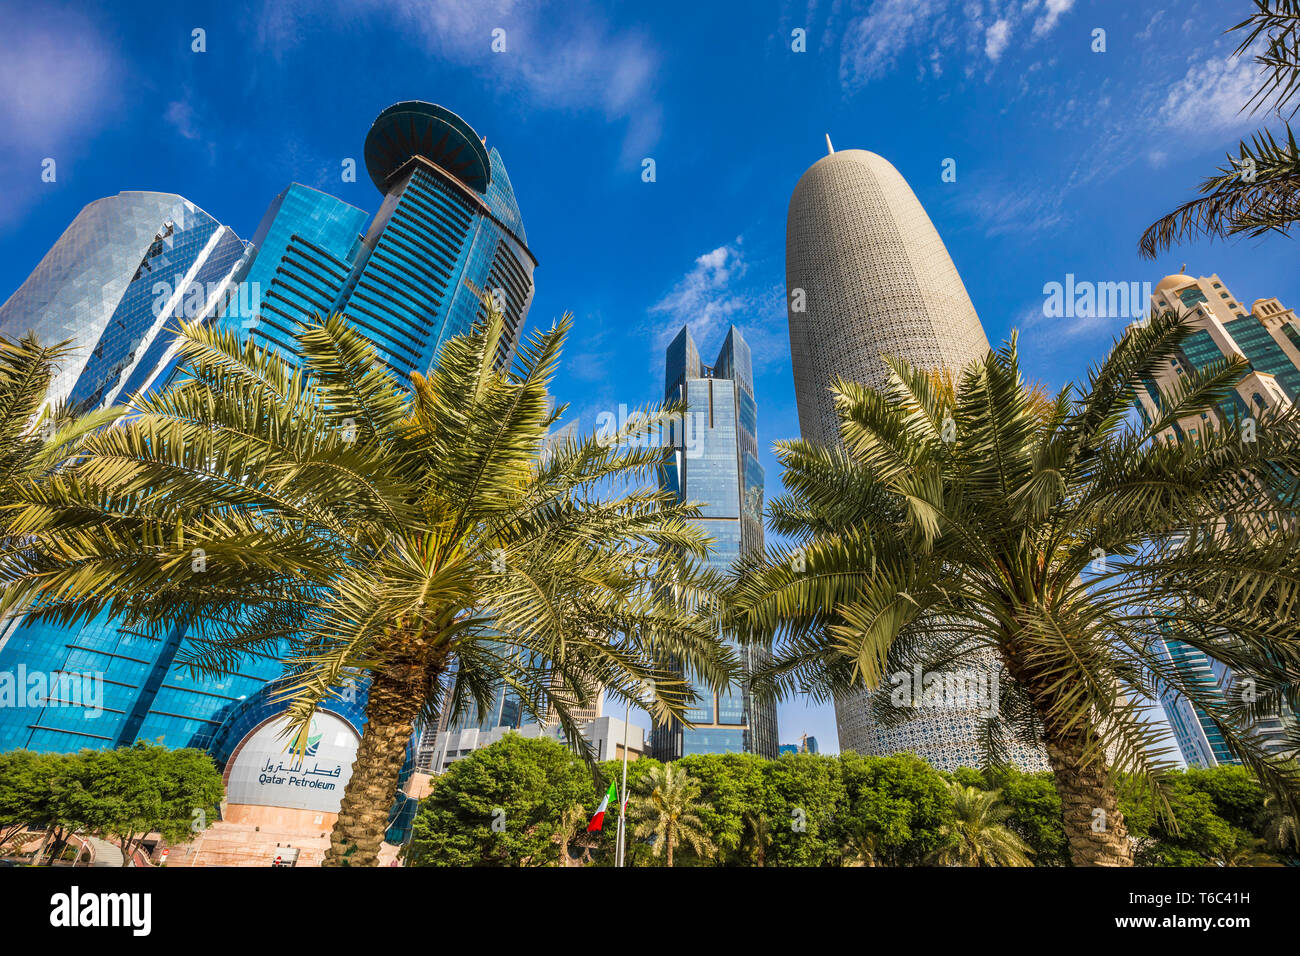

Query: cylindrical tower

[786,146,1044,771]
[787,148,989,444]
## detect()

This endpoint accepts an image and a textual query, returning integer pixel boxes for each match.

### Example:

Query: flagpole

[616,695,631,867]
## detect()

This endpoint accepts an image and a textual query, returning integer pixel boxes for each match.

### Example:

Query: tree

[1261,788,1300,854]
[589,756,663,866]
[628,763,716,867]
[840,819,882,867]
[727,314,1300,866]
[1182,764,1267,832]
[982,767,1071,866]
[0,746,221,865]
[556,801,590,866]
[1140,2,1300,257]
[930,784,1034,867]
[65,745,222,866]
[0,750,50,850]
[1207,830,1281,867]
[0,305,736,866]
[1121,774,1238,866]
[677,752,768,864]
[407,735,594,867]
[839,753,953,865]
[0,333,120,526]
[0,750,69,861]
[760,753,847,866]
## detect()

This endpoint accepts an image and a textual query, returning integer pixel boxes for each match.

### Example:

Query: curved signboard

[225,712,360,813]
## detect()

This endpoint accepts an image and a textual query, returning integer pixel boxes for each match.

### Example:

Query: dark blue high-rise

[651,325,777,759]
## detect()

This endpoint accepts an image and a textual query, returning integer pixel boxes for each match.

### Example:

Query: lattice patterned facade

[786,147,1045,771]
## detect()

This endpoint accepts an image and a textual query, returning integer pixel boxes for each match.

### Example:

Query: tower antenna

[825,133,834,155]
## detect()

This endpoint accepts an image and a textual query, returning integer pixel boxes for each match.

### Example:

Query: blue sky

[1,0,1295,753]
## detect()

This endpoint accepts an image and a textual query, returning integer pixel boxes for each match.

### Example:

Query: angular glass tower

[0,192,249,754]
[232,101,536,379]
[0,101,537,757]
[650,325,777,760]
[0,191,248,410]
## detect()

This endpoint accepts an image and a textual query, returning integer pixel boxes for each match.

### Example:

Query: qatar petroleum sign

[225,712,360,813]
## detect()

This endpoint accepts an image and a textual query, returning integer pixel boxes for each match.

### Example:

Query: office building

[0,191,249,411]
[424,715,645,775]
[785,142,1015,771]
[0,101,536,764]
[1134,271,1300,434]
[233,100,536,378]
[649,325,778,760]
[1136,272,1300,766]
[778,735,819,756]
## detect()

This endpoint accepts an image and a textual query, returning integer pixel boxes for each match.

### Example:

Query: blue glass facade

[224,184,369,358]
[651,325,777,760]
[234,102,535,381]
[0,191,248,411]
[0,100,536,815]
[0,193,249,755]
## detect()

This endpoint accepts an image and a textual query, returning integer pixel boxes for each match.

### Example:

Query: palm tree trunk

[323,664,429,867]
[666,829,674,868]
[1044,733,1133,867]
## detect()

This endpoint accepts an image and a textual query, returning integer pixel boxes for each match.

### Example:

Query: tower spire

[825,133,834,155]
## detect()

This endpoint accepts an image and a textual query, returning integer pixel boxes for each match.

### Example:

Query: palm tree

[1262,789,1300,854]
[0,333,120,520]
[1139,2,1300,257]
[840,819,882,867]
[1208,831,1281,867]
[741,809,770,866]
[0,305,737,866]
[727,311,1300,866]
[629,764,716,867]
[930,784,1034,867]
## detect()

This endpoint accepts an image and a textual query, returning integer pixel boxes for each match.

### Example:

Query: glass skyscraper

[650,325,777,760]
[0,101,536,758]
[1136,272,1300,767]
[231,101,536,379]
[0,191,249,411]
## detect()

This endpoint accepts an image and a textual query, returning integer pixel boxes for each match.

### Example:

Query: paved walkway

[82,836,124,867]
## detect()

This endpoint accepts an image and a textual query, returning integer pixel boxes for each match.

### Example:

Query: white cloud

[839,0,944,89]
[164,101,200,140]
[955,180,1068,238]
[1158,53,1262,133]
[1137,8,1166,43]
[0,7,115,149]
[650,241,750,348]
[834,0,1077,88]
[1031,0,1075,40]
[0,5,117,224]
[985,20,1012,61]
[647,239,791,374]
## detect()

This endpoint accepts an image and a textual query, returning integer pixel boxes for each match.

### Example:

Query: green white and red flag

[587,781,617,831]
